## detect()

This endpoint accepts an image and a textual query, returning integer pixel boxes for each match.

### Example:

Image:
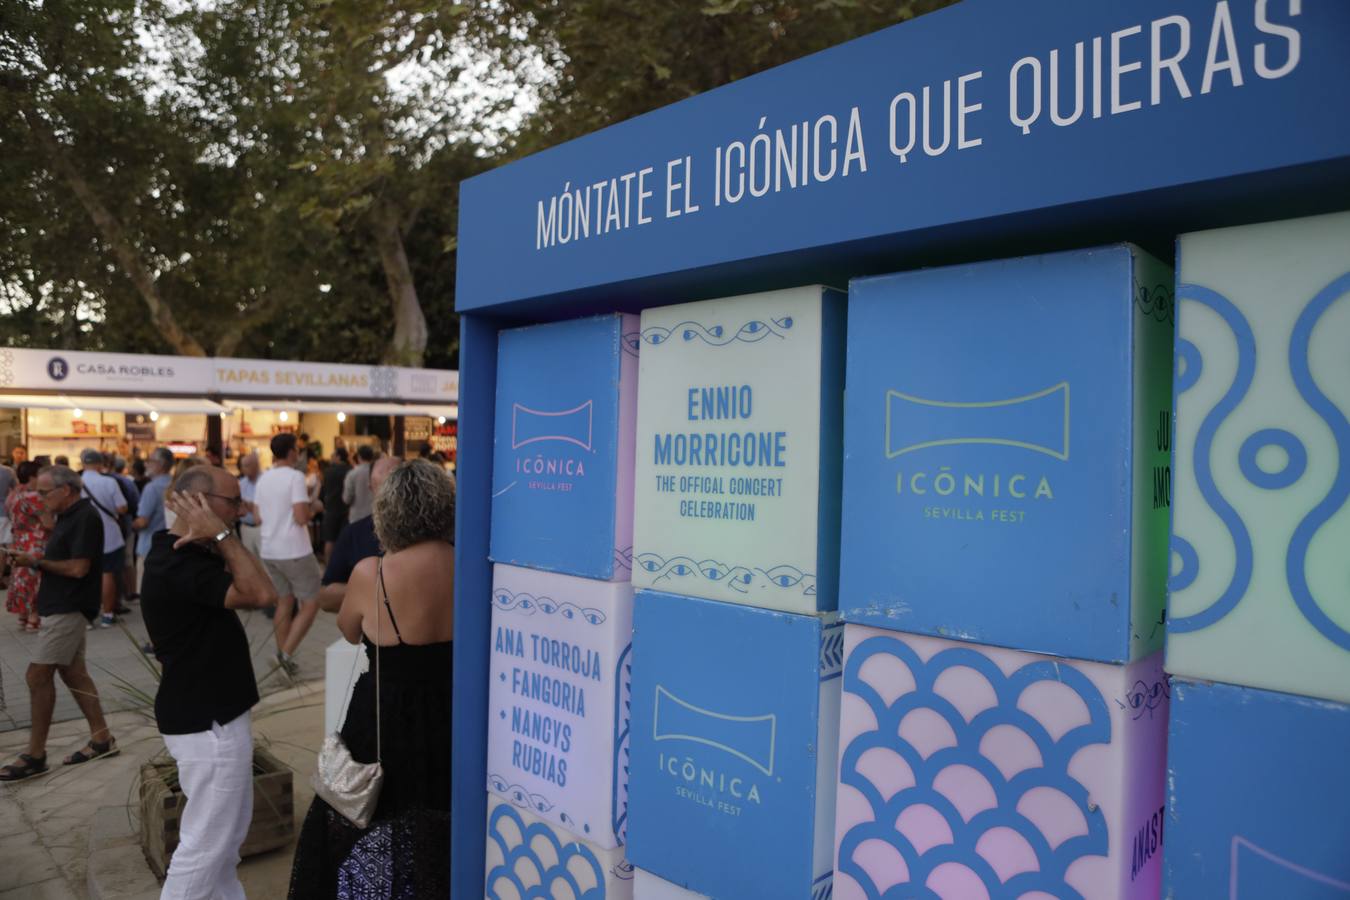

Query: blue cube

[627,590,841,900]
[1166,678,1350,897]
[491,313,638,580]
[840,246,1173,662]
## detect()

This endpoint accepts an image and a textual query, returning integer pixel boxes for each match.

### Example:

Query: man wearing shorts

[256,433,323,675]
[0,465,117,781]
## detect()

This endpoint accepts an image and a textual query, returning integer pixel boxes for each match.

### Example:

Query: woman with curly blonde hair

[290,457,455,899]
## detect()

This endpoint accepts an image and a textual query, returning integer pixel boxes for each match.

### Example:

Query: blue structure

[841,246,1172,663]
[625,591,839,900]
[454,2,1350,896]
[1165,679,1350,897]
[490,314,635,579]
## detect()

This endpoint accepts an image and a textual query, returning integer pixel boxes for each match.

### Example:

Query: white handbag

[311,563,386,829]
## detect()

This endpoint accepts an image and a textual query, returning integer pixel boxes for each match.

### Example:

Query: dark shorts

[101,546,125,575]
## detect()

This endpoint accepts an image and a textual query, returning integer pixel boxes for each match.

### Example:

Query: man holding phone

[141,465,278,899]
[0,465,117,782]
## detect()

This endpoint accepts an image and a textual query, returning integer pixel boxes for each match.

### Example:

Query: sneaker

[275,651,300,677]
[95,614,116,629]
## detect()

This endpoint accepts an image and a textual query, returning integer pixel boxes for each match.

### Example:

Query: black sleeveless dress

[288,628,453,900]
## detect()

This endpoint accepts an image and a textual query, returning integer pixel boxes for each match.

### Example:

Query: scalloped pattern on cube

[487,801,615,900]
[837,633,1111,898]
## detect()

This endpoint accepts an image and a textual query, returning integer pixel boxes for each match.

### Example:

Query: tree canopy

[1,0,954,368]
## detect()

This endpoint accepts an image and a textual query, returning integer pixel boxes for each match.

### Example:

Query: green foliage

[2,0,954,369]
[463,0,959,154]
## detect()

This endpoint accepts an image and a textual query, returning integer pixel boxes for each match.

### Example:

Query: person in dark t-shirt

[1,465,117,782]
[316,456,397,612]
[140,466,278,897]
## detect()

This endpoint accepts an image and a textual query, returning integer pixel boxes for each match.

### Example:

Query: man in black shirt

[141,466,278,898]
[316,455,397,612]
[1,465,117,781]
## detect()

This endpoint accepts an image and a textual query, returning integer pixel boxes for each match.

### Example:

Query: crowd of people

[0,433,456,898]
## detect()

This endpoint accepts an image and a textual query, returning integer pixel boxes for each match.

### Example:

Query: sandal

[0,753,49,782]
[64,738,118,766]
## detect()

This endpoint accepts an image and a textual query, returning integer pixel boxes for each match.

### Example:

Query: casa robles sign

[458,0,1347,310]
[0,347,457,403]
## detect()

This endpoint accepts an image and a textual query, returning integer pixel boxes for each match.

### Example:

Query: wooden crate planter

[139,746,295,878]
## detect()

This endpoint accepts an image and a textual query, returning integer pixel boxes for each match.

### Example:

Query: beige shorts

[262,555,323,603]
[34,613,88,667]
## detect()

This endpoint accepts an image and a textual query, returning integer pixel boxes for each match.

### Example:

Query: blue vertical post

[451,313,499,899]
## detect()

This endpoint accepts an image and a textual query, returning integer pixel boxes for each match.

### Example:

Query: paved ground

[0,678,328,899]
[0,597,340,734]
[0,588,342,899]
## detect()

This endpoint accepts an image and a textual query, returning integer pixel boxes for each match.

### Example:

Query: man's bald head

[370,456,399,494]
[171,465,243,528]
[173,465,238,496]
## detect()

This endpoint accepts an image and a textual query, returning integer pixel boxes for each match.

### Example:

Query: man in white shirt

[79,449,128,629]
[255,434,323,675]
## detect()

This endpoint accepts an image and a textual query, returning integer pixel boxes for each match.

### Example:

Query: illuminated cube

[1167,210,1350,703]
[834,624,1168,900]
[487,563,633,849]
[1165,678,1350,897]
[842,246,1173,662]
[491,313,638,580]
[627,590,842,899]
[632,286,845,614]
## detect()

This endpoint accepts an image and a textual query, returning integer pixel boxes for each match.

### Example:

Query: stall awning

[222,399,458,420]
[0,393,230,415]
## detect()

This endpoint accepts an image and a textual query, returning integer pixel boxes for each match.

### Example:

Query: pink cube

[834,625,1167,900]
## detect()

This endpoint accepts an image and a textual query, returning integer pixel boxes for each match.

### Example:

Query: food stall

[0,347,457,469]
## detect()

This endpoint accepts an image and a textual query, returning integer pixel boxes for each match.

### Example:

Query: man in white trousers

[140,467,278,899]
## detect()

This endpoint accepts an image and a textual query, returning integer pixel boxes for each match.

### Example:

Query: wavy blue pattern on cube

[640,316,794,347]
[611,643,633,844]
[491,588,607,626]
[838,635,1110,900]
[635,552,816,596]
[487,803,608,900]
[1168,283,1255,633]
[1286,270,1350,651]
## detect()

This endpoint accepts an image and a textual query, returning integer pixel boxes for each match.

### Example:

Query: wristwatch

[212,528,233,544]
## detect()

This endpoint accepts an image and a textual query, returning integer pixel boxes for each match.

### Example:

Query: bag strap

[376,561,404,645]
[81,485,117,522]
[374,558,383,763]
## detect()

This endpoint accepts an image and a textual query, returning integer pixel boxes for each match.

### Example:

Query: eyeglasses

[203,492,244,509]
[36,486,68,497]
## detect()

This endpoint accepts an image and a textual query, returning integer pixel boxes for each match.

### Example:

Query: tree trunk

[23,111,207,357]
[373,200,428,367]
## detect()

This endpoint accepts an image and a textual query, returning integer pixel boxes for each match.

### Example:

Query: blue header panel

[458,0,1350,313]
